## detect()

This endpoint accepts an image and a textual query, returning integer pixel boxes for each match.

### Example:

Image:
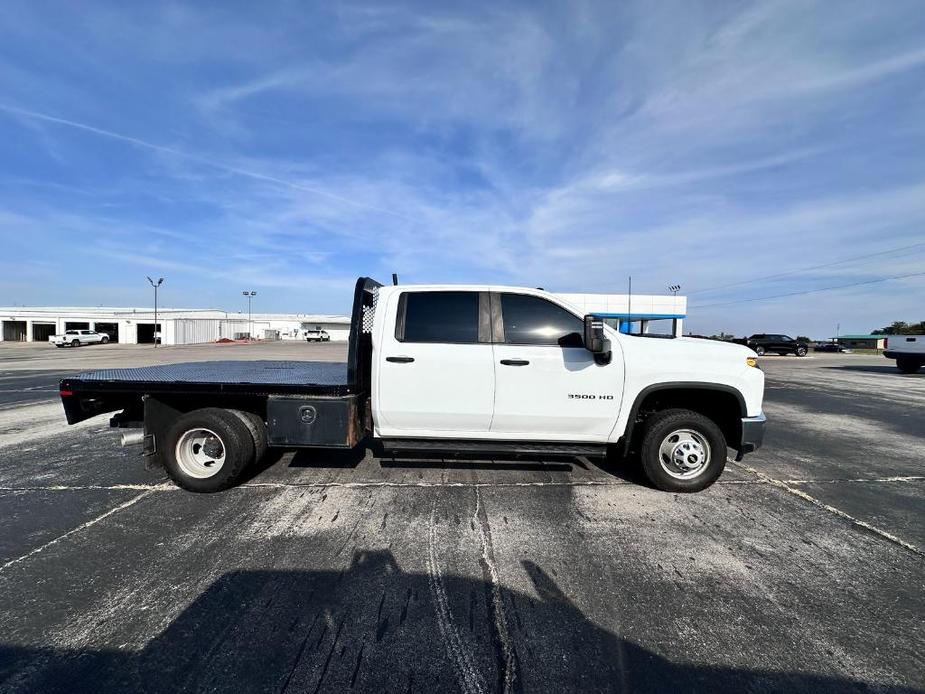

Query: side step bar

[377,438,607,458]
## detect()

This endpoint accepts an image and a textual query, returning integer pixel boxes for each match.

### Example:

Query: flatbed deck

[61,360,351,397]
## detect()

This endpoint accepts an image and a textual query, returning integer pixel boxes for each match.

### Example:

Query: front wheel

[163,408,256,492]
[754,346,765,356]
[70,339,80,347]
[897,357,922,374]
[795,346,807,357]
[100,336,109,344]
[639,409,727,492]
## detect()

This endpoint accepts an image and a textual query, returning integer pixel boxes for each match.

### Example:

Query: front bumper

[736,412,767,461]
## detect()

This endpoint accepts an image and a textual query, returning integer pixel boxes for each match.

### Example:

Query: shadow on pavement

[1,549,910,693]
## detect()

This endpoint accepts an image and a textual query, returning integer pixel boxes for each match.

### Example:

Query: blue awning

[592,312,686,320]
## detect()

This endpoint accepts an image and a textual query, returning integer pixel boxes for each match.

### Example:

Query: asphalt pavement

[0,342,922,693]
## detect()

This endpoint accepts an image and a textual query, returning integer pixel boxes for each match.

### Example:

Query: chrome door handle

[386,356,415,363]
[500,359,530,366]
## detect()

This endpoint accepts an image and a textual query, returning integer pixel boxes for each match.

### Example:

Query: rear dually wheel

[163,408,255,492]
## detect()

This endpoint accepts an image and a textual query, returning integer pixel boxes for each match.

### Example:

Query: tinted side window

[400,291,480,344]
[500,294,584,347]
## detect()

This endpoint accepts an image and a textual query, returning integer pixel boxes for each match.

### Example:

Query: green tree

[795,336,811,342]
[872,321,925,335]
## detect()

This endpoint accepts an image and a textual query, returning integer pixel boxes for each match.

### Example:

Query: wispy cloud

[0,0,923,334]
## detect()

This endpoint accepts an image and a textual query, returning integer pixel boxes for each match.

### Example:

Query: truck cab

[59,277,766,493]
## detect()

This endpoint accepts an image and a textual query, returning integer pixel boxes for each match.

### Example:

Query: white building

[556,293,687,337]
[0,307,350,346]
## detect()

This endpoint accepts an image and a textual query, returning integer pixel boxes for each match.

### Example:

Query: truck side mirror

[584,315,612,363]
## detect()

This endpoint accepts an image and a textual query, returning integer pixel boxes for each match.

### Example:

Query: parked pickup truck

[884,335,925,374]
[734,334,808,357]
[58,278,766,493]
[50,329,110,348]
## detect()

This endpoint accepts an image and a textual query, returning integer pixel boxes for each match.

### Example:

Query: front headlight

[746,357,759,368]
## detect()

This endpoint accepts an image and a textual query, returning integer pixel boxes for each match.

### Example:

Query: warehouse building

[0,307,350,346]
[1,291,686,345]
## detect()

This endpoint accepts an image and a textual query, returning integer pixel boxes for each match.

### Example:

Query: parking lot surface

[0,342,922,692]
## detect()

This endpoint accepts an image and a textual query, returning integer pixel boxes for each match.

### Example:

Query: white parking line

[731,460,924,558]
[0,486,169,573]
[2,476,922,493]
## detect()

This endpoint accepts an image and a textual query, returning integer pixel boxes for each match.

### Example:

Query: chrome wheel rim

[175,428,226,479]
[658,429,711,480]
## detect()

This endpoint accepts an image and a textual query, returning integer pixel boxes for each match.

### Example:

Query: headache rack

[346,276,382,396]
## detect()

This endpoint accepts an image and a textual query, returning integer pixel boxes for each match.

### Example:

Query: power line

[686,241,925,296]
[691,270,925,309]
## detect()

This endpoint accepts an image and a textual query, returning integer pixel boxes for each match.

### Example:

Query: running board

[376,438,607,458]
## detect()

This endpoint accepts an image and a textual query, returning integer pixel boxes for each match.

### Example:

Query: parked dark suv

[740,334,809,357]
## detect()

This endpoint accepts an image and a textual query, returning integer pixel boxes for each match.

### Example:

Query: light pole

[668,284,681,297]
[146,276,163,348]
[243,291,257,340]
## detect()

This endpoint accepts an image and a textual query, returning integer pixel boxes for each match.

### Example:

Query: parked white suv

[50,329,110,348]
[305,329,330,342]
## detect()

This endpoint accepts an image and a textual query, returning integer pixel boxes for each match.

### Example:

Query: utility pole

[627,276,632,335]
[243,291,257,340]
[146,276,163,348]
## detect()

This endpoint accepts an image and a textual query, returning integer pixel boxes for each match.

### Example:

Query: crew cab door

[490,292,624,439]
[375,290,495,435]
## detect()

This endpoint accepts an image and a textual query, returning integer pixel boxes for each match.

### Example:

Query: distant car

[813,343,852,353]
[739,334,809,357]
[304,329,330,342]
[49,329,110,348]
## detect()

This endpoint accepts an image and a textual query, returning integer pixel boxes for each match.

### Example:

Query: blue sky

[1,1,923,337]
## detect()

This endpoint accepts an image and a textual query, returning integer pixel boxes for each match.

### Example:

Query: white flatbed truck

[59,278,766,493]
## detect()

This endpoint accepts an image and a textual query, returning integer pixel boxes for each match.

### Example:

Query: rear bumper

[736,412,767,460]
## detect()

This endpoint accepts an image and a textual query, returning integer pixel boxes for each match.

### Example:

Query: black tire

[230,409,268,463]
[55,344,63,348]
[896,357,922,374]
[795,346,807,357]
[639,409,727,492]
[163,408,256,492]
[754,346,765,356]
[70,339,80,347]
[100,336,109,344]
